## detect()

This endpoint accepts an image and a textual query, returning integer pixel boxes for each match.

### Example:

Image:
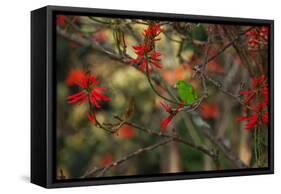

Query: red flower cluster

[160,101,182,132]
[56,15,65,25]
[56,15,78,26]
[237,75,268,130]
[130,22,163,76]
[246,26,268,50]
[66,70,110,123]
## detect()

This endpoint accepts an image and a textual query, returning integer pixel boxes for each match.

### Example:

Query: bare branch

[195,120,248,168]
[204,27,254,66]
[222,26,255,76]
[82,138,173,178]
[121,120,217,158]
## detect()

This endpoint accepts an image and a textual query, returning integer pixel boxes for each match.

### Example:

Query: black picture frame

[31,5,274,188]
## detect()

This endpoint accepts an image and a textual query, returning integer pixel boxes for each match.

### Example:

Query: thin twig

[204,27,254,65]
[89,17,112,25]
[125,23,142,44]
[146,71,180,105]
[163,31,182,43]
[223,26,256,77]
[123,120,217,158]
[202,26,213,71]
[83,138,173,178]
[192,65,255,112]
[195,120,248,168]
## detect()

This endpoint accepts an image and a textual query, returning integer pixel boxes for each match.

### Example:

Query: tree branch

[203,26,254,66]
[121,119,217,158]
[82,138,174,178]
[190,114,248,168]
[222,26,255,76]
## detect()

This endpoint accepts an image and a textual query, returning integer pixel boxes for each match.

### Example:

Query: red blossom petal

[67,91,87,105]
[138,60,148,72]
[147,65,151,76]
[132,45,145,51]
[240,90,253,95]
[150,61,162,69]
[263,111,268,124]
[160,115,173,132]
[242,92,255,104]
[237,114,258,130]
[67,91,84,100]
[93,91,111,101]
[86,111,96,124]
[89,95,101,108]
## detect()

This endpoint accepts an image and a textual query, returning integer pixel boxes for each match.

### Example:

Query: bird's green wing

[176,80,198,104]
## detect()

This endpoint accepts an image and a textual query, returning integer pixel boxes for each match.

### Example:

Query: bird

[175,80,198,104]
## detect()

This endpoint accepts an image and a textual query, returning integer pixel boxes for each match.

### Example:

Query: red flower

[237,75,268,130]
[240,75,268,106]
[252,75,268,88]
[65,69,85,86]
[130,22,163,76]
[199,102,219,119]
[263,111,268,124]
[237,114,258,130]
[142,22,163,38]
[56,15,65,25]
[118,125,135,138]
[159,101,182,132]
[66,71,110,109]
[246,26,268,50]
[237,109,268,131]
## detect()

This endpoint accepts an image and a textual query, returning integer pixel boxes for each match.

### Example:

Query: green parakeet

[176,80,198,104]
